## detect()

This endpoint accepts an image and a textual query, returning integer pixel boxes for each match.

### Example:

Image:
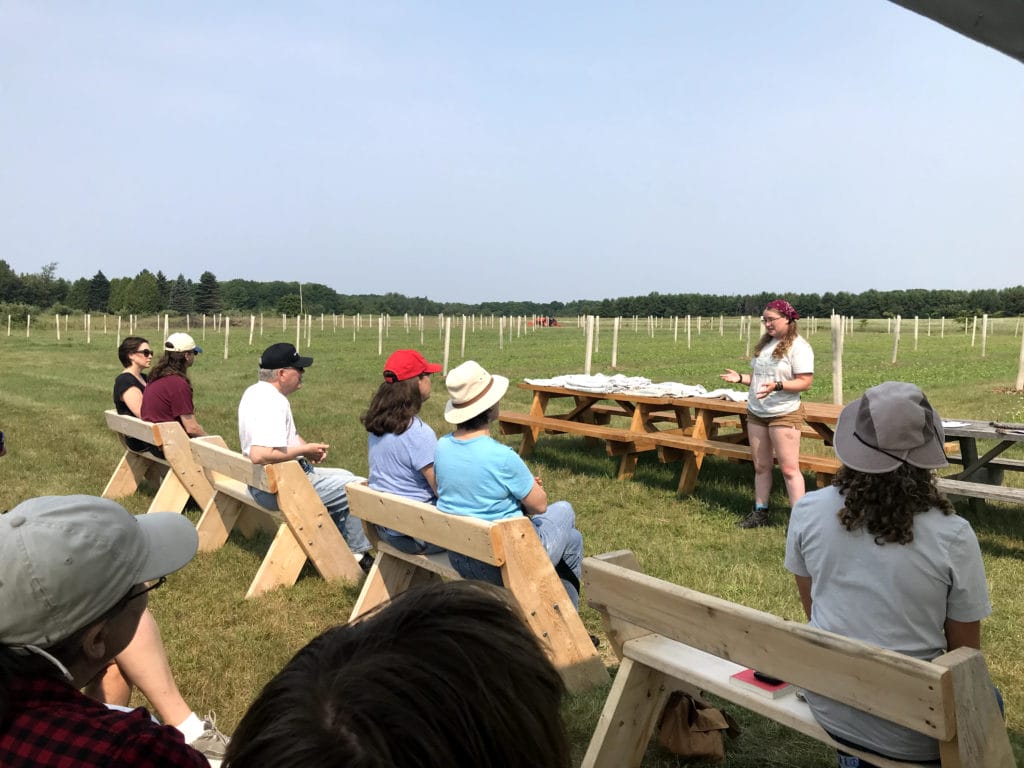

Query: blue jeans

[447,501,583,609]
[249,464,371,554]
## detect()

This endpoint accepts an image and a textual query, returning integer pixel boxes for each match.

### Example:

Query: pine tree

[88,271,110,311]
[156,270,169,306]
[194,271,222,315]
[168,274,194,314]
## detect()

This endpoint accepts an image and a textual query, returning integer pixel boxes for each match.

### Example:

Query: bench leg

[675,453,702,495]
[235,507,279,538]
[349,554,441,621]
[617,453,639,481]
[196,494,244,552]
[934,649,1015,768]
[102,452,153,499]
[147,472,191,514]
[498,521,608,693]
[144,461,169,491]
[246,523,308,598]
[274,464,364,584]
[581,658,670,768]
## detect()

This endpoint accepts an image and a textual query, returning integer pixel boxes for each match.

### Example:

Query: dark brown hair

[117,336,149,367]
[360,378,423,437]
[223,581,570,768]
[834,464,954,545]
[148,352,192,384]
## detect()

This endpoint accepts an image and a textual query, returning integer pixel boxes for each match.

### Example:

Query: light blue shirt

[435,433,534,521]
[367,417,437,503]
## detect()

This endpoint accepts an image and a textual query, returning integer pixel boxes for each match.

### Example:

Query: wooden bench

[588,404,824,441]
[936,477,1024,506]
[655,433,841,495]
[102,410,215,514]
[582,550,1012,768]
[345,482,609,693]
[498,410,841,495]
[499,411,658,479]
[189,437,363,598]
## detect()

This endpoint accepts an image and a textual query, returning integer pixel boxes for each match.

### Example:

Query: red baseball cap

[383,350,442,383]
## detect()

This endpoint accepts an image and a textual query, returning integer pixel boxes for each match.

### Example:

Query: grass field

[1,314,1022,766]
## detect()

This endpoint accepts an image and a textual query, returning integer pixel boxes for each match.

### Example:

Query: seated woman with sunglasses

[720,299,814,528]
[112,336,155,453]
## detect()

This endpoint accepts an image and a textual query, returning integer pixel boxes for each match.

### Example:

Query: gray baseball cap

[0,495,198,647]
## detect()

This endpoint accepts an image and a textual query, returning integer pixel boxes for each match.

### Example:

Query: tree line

[1,261,1022,320]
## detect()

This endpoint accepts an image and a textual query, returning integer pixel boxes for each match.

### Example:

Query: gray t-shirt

[784,485,991,761]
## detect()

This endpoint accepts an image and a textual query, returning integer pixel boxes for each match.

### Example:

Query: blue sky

[1,2,1022,303]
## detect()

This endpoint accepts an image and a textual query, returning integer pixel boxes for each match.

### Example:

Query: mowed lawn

[1,314,1022,766]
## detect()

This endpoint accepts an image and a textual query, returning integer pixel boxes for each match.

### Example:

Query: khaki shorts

[746,403,806,431]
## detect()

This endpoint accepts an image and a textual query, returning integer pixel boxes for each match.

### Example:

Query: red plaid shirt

[1,674,208,767]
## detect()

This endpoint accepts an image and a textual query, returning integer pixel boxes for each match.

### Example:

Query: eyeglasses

[104,576,167,620]
[128,576,167,602]
[136,349,154,357]
[762,316,783,325]
[289,367,305,374]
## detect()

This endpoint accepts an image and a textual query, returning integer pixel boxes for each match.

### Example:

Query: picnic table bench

[582,550,1012,768]
[499,384,842,495]
[344,482,608,693]
[189,437,364,598]
[102,410,215,513]
[939,420,1024,510]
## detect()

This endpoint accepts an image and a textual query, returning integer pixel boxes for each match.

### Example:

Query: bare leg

[107,608,193,727]
[84,661,132,706]
[747,421,774,506]
[769,425,805,505]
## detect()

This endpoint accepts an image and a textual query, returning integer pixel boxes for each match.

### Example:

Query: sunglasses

[136,349,154,357]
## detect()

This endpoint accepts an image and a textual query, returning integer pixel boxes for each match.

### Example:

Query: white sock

[174,712,206,743]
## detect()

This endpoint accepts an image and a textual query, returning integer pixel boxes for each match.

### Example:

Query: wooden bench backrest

[346,482,505,566]
[190,437,276,494]
[584,553,956,741]
[105,410,163,447]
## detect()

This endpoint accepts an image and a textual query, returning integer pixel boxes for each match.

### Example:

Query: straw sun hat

[443,361,509,424]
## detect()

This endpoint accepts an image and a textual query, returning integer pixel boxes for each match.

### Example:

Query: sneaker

[358,552,375,574]
[189,713,230,763]
[737,506,770,529]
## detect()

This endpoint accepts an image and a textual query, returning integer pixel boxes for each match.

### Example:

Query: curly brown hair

[833,464,954,545]
[753,317,800,359]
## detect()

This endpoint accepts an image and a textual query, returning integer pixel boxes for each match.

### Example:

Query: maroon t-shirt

[140,375,195,425]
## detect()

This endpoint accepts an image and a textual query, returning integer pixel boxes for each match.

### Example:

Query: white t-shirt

[746,335,813,418]
[784,484,991,761]
[238,381,299,456]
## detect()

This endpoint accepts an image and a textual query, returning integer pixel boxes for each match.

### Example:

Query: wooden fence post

[831,313,844,405]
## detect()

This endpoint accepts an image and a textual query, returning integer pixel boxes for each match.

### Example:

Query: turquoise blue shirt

[435,433,533,521]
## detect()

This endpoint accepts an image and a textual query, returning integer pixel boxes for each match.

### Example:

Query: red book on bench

[729,668,794,699]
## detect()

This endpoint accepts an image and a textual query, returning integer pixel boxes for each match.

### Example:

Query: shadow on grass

[224,527,351,588]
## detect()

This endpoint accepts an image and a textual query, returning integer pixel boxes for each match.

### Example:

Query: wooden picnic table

[938,420,1024,509]
[498,382,842,495]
